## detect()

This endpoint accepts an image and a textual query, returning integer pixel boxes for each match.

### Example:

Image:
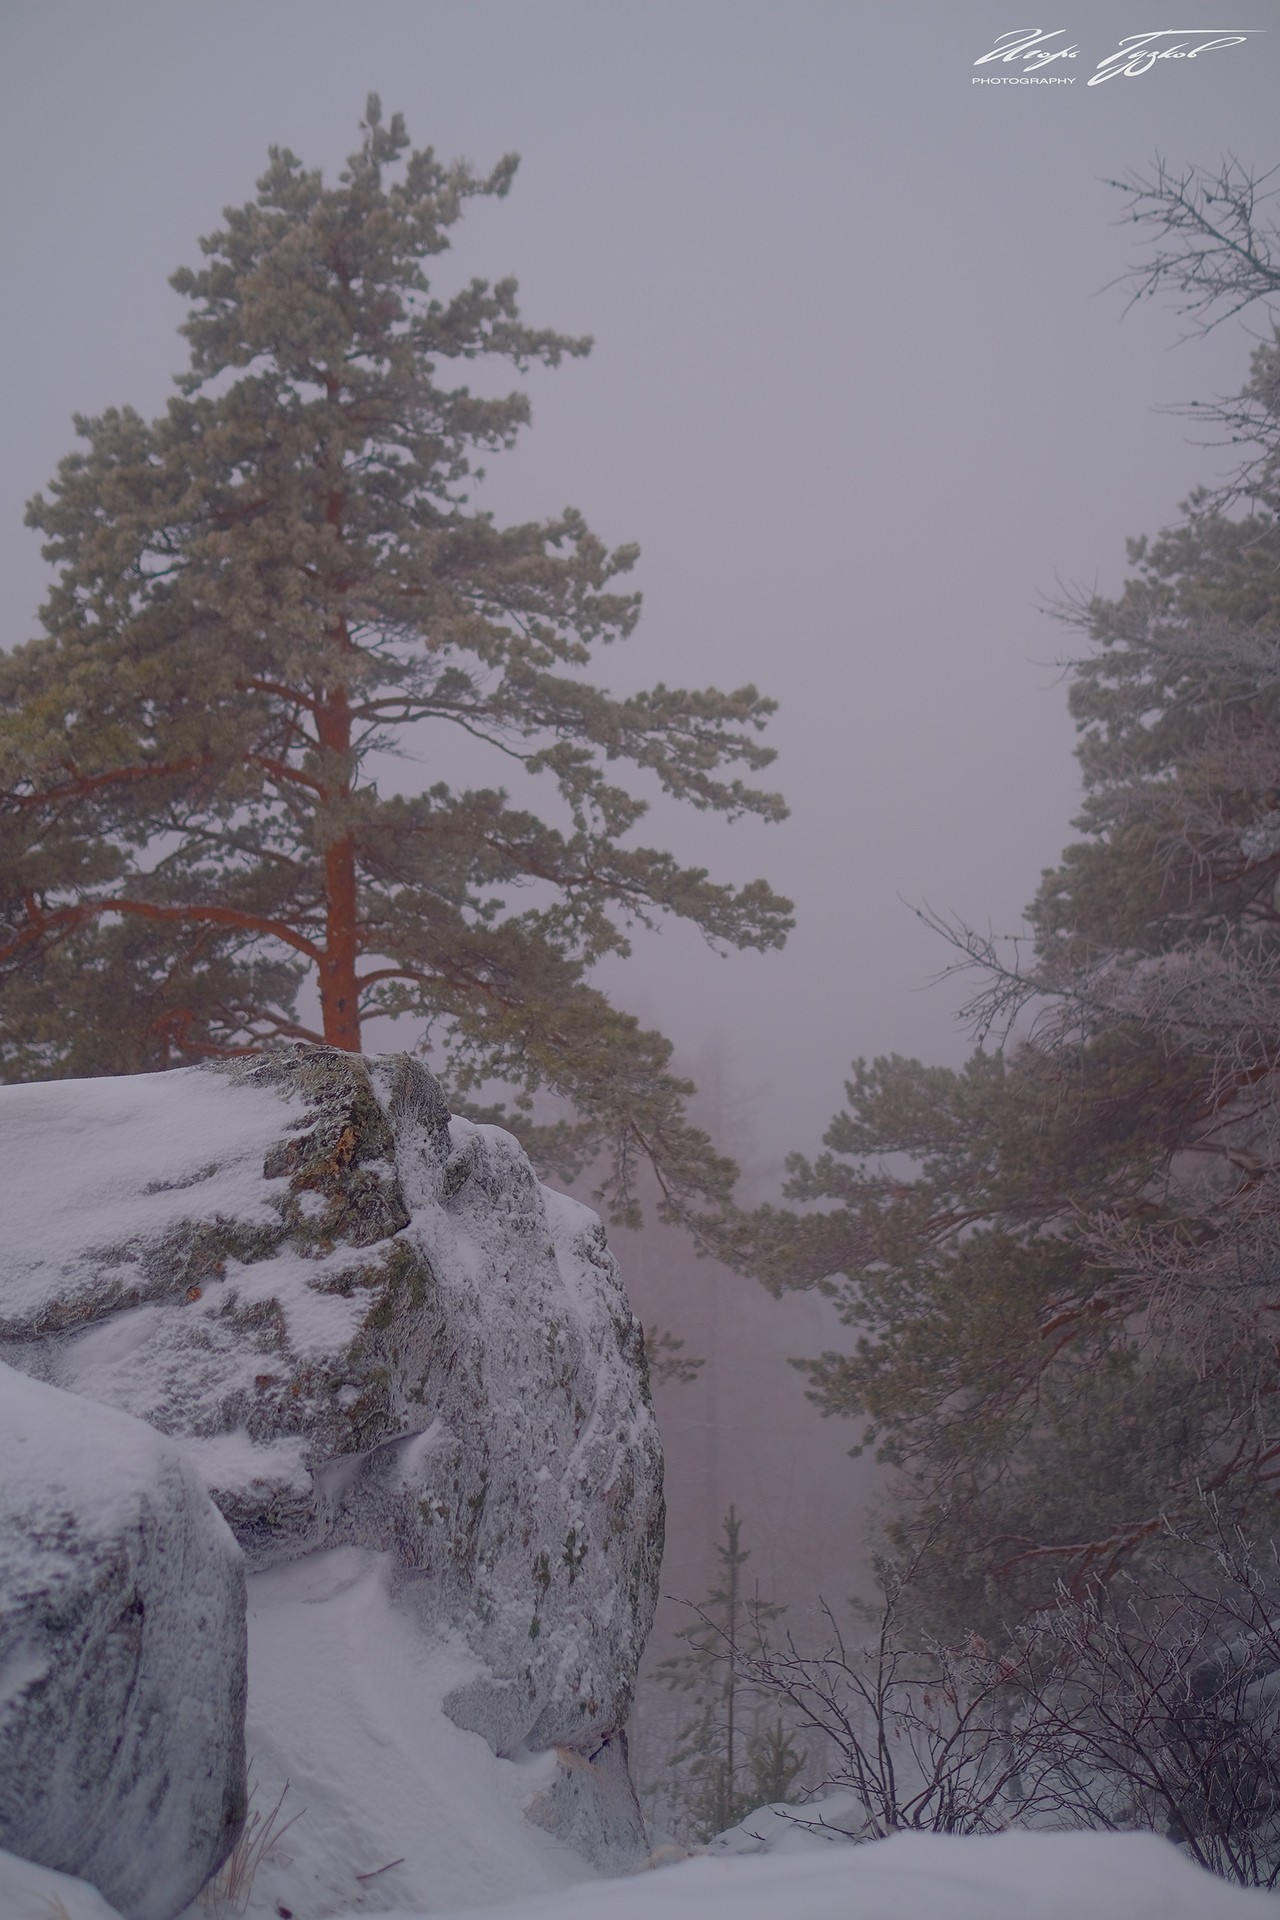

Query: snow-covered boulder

[0,1364,246,1920]
[0,1049,663,1870]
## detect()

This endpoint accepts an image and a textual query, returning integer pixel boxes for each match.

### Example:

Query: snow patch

[0,1846,126,1919]
[175,1547,595,1920]
[0,1069,293,1330]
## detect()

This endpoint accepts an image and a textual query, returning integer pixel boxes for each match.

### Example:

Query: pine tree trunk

[317,646,362,1051]
[320,832,361,1050]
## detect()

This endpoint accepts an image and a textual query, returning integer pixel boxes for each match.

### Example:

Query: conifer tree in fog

[0,99,792,1221]
[727,158,1280,1626]
[652,1507,805,1841]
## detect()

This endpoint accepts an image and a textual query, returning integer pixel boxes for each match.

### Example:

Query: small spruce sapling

[652,1507,806,1842]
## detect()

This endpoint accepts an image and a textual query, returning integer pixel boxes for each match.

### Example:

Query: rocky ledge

[0,1049,663,1893]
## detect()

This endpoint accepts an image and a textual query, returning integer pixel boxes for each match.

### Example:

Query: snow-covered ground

[10,1823,1277,1919]
[394,1830,1280,1920]
[177,1547,595,1919]
[201,1642,1280,1916]
[4,1543,1277,1918]
[3,1069,1277,1919]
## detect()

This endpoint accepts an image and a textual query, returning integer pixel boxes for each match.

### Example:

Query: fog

[4,0,1278,1742]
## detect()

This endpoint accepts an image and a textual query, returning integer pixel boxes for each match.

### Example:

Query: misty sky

[4,1,1278,1168]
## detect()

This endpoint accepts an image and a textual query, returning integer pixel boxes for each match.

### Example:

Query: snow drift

[8,1821,1277,1920]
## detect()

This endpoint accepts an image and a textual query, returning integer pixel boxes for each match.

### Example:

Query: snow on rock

[338,1828,1280,1920]
[0,1048,663,1872]
[0,1362,246,1920]
[705,1790,871,1854]
[0,1846,128,1919]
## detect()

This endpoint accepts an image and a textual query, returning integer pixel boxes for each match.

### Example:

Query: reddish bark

[7,482,374,1051]
[320,831,361,1050]
[11,753,213,808]
[1,895,323,968]
[315,564,362,1049]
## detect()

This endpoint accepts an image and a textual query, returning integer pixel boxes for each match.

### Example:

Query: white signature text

[974,28,1080,67]
[973,26,1264,84]
[1087,29,1263,82]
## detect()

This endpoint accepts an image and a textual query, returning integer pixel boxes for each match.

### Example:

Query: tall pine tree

[727,163,1280,1626]
[0,100,792,1222]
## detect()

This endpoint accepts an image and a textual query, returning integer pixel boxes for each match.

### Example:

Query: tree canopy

[726,159,1280,1628]
[0,99,792,1223]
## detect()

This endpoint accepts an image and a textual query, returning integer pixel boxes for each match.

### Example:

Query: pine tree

[725,1037,1238,1630]
[725,168,1280,1627]
[0,100,792,1222]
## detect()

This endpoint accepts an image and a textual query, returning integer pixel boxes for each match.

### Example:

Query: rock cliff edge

[0,1048,663,1896]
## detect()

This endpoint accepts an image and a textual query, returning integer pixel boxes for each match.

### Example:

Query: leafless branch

[1106,156,1280,337]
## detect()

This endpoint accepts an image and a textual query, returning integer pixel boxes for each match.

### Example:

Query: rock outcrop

[0,1048,663,1874]
[0,1363,246,1920]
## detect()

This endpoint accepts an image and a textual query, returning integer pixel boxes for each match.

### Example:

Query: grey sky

[3,1,1277,1164]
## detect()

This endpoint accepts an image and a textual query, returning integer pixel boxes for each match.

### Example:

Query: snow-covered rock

[0,1363,246,1920]
[0,1049,663,1873]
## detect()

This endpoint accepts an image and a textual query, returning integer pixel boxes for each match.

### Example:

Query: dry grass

[201,1779,303,1916]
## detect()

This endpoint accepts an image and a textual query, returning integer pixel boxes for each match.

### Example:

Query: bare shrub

[702,1520,1280,1887]
[1007,1524,1280,1887]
